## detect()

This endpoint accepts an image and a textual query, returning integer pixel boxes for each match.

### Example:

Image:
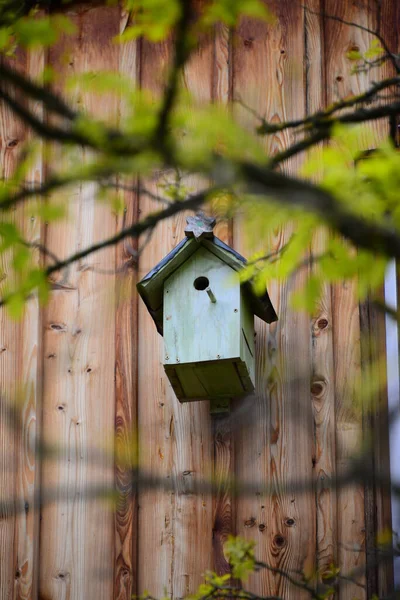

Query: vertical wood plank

[359,295,393,598]
[324,1,395,596]
[138,13,215,596]
[331,283,365,598]
[211,22,235,577]
[15,46,45,600]
[305,0,338,584]
[114,8,139,600]
[171,26,214,599]
[372,5,396,594]
[0,49,27,600]
[325,0,367,581]
[232,2,315,597]
[39,6,119,600]
[0,47,43,600]
[137,35,177,599]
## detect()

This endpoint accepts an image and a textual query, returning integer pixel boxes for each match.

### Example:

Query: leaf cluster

[0,0,399,324]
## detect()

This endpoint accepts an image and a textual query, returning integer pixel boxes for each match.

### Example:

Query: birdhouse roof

[137,235,278,336]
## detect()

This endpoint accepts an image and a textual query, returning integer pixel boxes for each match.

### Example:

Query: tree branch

[0,187,213,307]
[0,60,77,120]
[257,76,400,136]
[239,160,400,261]
[154,0,194,157]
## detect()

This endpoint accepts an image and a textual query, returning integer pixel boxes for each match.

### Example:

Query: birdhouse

[137,213,277,412]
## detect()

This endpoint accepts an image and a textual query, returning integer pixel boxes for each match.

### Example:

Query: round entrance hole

[193,276,209,291]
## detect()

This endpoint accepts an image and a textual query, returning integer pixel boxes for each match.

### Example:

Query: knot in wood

[284,518,295,527]
[273,534,286,548]
[244,517,256,528]
[317,318,328,330]
[258,523,266,532]
[311,380,326,397]
[49,322,67,332]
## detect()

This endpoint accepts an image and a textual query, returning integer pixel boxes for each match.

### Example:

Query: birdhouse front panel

[164,246,240,363]
[163,246,255,401]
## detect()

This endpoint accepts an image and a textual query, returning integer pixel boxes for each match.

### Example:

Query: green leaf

[12,245,30,271]
[73,116,108,146]
[291,275,322,312]
[346,49,362,61]
[364,39,384,59]
[0,222,20,248]
[0,26,13,52]
[14,14,76,49]
[7,292,25,320]
[116,0,181,43]
[32,203,66,222]
[202,0,273,27]
[224,535,256,581]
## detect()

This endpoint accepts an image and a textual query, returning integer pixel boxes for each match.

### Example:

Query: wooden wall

[0,1,397,599]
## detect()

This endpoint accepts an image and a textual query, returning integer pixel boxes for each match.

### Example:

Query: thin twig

[303,5,400,74]
[0,188,214,307]
[258,77,400,136]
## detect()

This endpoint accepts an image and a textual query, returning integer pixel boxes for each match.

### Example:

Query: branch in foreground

[256,76,400,136]
[4,158,400,309]
[0,188,212,307]
[154,0,193,156]
[0,60,77,120]
[239,161,400,261]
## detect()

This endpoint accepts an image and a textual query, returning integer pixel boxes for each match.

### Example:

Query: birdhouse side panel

[240,293,255,386]
[163,247,241,366]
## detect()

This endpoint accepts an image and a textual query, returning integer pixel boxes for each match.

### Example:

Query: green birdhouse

[137,213,277,412]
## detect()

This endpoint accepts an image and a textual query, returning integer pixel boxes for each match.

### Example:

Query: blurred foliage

[0,0,398,328]
[0,3,397,597]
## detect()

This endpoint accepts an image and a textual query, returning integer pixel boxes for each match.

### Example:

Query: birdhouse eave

[137,234,277,335]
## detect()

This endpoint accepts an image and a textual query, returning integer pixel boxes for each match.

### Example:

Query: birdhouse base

[164,357,254,404]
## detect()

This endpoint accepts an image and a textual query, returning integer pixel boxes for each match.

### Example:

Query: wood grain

[304,0,338,583]
[211,22,235,577]
[14,46,45,600]
[0,2,397,599]
[232,2,315,597]
[324,1,395,596]
[371,4,396,594]
[138,12,214,596]
[0,49,27,600]
[113,8,139,600]
[137,34,178,598]
[171,24,215,598]
[39,6,119,599]
[0,47,43,600]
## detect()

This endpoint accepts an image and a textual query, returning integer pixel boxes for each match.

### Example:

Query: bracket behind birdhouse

[210,397,231,416]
